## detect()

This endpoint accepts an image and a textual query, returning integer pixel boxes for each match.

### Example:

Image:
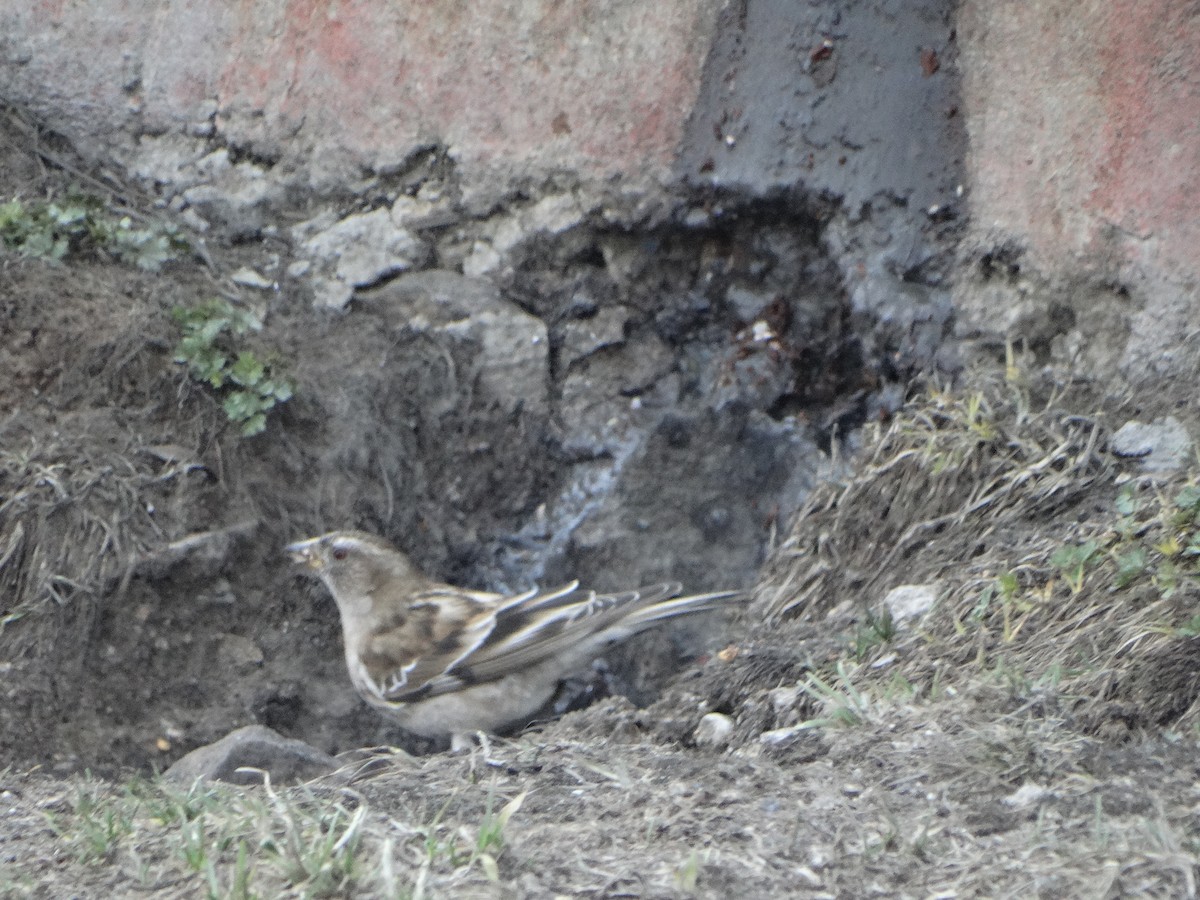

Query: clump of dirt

[634,360,1200,752]
[0,108,564,773]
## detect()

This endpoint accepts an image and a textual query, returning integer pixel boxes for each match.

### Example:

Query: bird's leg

[449,730,494,772]
[475,730,492,760]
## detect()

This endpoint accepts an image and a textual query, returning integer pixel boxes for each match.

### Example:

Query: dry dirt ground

[4,111,1200,898]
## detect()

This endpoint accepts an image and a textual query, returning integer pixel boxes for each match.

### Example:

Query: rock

[361,270,549,417]
[181,161,282,239]
[693,712,735,750]
[725,285,774,322]
[216,634,264,672]
[389,195,440,229]
[286,259,311,278]
[131,522,258,582]
[131,132,212,188]
[559,306,629,369]
[758,725,828,762]
[230,267,275,290]
[1003,782,1050,809]
[460,193,588,277]
[164,725,338,786]
[523,193,587,236]
[558,334,675,454]
[767,685,801,715]
[462,240,504,277]
[301,208,426,307]
[599,235,646,286]
[760,725,806,747]
[882,583,938,623]
[564,409,820,591]
[1110,416,1193,474]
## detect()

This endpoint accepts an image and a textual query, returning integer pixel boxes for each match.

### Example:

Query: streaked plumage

[286,530,741,748]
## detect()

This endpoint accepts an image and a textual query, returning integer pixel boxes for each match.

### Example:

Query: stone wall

[957,0,1200,374]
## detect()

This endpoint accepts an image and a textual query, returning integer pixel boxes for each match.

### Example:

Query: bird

[286,530,742,750]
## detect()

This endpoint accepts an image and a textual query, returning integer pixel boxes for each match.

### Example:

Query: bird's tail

[620,589,745,633]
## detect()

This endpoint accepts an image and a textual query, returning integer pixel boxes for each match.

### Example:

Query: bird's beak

[286,538,324,571]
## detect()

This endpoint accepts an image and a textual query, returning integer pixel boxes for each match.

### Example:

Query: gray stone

[164,725,338,786]
[231,267,275,290]
[759,725,828,762]
[558,336,675,455]
[130,522,258,582]
[302,208,426,306]
[725,286,774,322]
[180,161,283,239]
[882,583,938,623]
[216,634,265,672]
[559,306,629,369]
[693,712,735,750]
[132,132,213,189]
[361,270,549,417]
[768,685,801,715]
[522,192,587,236]
[1110,416,1193,474]
[462,240,504,278]
[564,410,821,591]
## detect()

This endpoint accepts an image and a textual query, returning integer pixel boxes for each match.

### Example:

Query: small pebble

[693,712,735,750]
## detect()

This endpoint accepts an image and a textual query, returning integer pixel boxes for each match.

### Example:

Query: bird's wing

[442,582,692,684]
[365,582,742,702]
[363,586,513,702]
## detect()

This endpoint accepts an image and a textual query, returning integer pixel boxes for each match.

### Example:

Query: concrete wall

[957,0,1200,373]
[1,1,720,190]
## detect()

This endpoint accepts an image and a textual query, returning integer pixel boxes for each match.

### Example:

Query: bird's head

[286,531,422,616]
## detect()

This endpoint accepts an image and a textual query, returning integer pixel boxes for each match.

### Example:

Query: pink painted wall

[5,0,721,179]
[961,0,1200,287]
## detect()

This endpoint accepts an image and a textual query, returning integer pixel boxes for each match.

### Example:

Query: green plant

[1113,546,1148,588]
[1050,541,1099,595]
[0,193,185,270]
[673,849,704,893]
[971,570,1034,642]
[848,607,897,660]
[44,782,136,864]
[171,299,293,436]
[417,788,524,881]
[797,661,875,728]
[472,790,524,881]
[1168,614,1200,638]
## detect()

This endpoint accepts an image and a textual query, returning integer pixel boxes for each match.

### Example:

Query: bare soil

[4,108,1200,898]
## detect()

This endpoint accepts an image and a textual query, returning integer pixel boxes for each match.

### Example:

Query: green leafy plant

[171,299,294,436]
[0,192,185,270]
[849,607,897,660]
[1050,541,1099,595]
[796,661,876,728]
[1113,546,1148,588]
[44,781,136,864]
[970,570,1035,642]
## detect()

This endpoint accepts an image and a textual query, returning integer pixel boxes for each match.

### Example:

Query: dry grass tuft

[739,359,1200,739]
[0,419,161,640]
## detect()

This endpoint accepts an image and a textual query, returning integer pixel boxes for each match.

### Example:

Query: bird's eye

[332,547,348,561]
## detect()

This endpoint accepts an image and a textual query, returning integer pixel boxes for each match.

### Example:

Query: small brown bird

[287,530,741,749]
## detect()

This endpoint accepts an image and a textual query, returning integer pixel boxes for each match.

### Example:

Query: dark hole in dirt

[1048,301,1077,333]
[979,243,1023,280]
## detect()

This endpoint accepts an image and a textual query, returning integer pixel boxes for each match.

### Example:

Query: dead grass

[7,707,1200,899]
[739,357,1200,736]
